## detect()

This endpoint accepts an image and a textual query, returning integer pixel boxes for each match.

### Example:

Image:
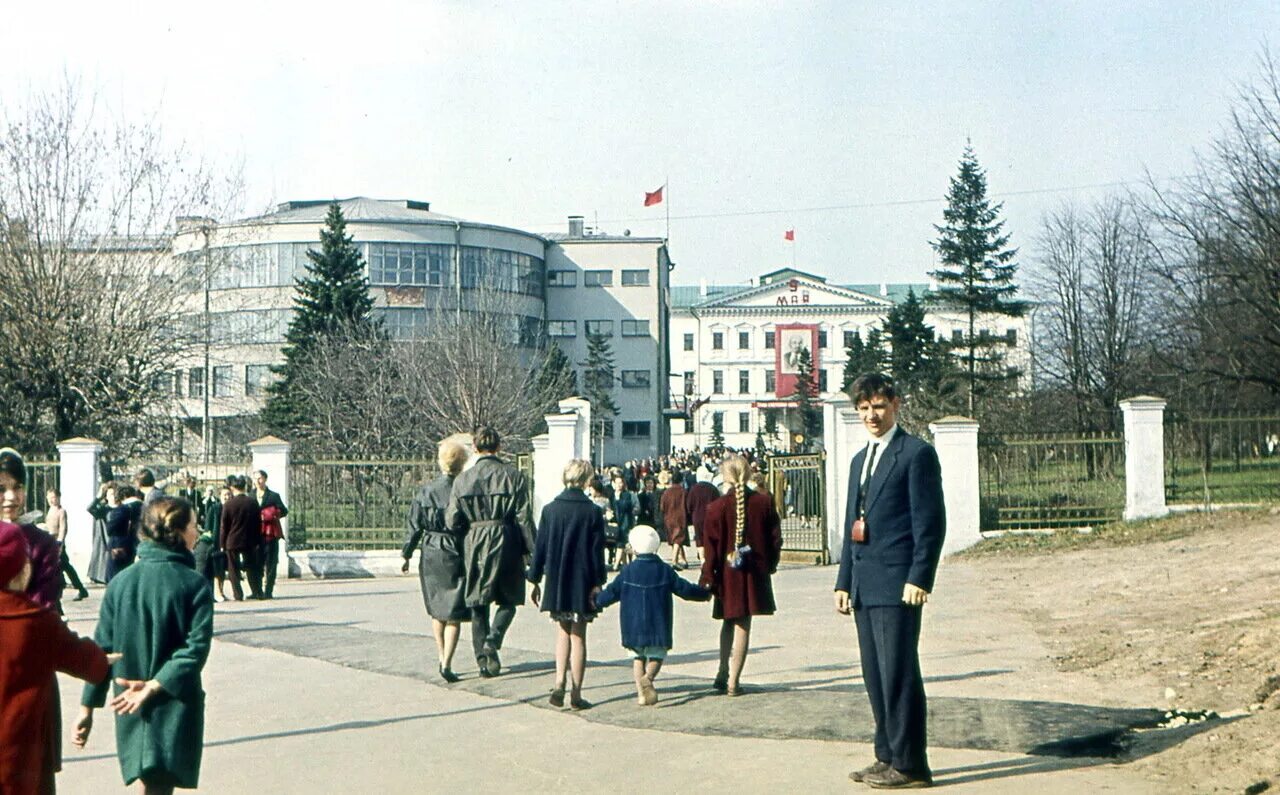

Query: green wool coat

[82,541,214,788]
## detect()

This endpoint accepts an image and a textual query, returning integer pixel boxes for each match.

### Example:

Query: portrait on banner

[779,327,812,374]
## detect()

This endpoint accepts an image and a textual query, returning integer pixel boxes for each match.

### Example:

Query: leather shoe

[849,760,891,783]
[865,767,932,789]
[483,648,502,677]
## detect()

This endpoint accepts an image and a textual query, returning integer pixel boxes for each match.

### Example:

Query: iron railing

[1166,412,1280,505]
[979,432,1125,530]
[765,453,827,558]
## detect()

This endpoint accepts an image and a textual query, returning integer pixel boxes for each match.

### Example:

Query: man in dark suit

[220,474,264,601]
[253,470,289,599]
[835,373,945,789]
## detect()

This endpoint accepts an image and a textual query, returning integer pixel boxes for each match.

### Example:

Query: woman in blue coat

[527,459,607,710]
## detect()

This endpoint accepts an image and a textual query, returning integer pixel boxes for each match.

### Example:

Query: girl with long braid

[698,455,783,696]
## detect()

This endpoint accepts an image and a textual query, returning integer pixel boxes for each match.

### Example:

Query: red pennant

[644,186,664,206]
[784,229,795,241]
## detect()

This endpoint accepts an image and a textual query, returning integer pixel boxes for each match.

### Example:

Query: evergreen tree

[790,347,822,452]
[929,145,1028,414]
[262,202,379,436]
[708,411,725,451]
[537,344,578,410]
[754,428,769,464]
[883,288,942,393]
[580,333,619,463]
[842,328,888,390]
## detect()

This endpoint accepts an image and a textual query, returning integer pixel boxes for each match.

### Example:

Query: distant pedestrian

[87,483,112,584]
[135,469,164,505]
[46,488,90,601]
[253,470,288,599]
[445,427,536,678]
[219,475,263,601]
[527,459,608,709]
[402,436,472,683]
[594,525,709,705]
[0,520,116,795]
[685,477,720,554]
[699,455,782,697]
[611,475,637,570]
[659,471,689,569]
[76,497,214,794]
[104,483,143,583]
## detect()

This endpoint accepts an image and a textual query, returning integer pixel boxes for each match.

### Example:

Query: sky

[1,1,1276,287]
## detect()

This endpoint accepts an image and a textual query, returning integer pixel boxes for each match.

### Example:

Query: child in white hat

[593,525,709,705]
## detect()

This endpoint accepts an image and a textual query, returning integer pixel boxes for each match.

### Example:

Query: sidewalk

[55,558,1175,793]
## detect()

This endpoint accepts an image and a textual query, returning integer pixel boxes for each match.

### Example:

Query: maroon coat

[684,482,720,548]
[20,524,63,610]
[219,493,262,552]
[0,590,110,795]
[659,484,689,546]
[698,488,783,621]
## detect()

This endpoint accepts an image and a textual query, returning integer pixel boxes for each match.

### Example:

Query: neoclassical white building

[667,268,1033,451]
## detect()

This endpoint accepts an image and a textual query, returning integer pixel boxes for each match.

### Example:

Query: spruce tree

[842,328,887,390]
[790,347,822,452]
[929,145,1028,414]
[537,344,578,410]
[708,411,725,451]
[580,333,619,463]
[884,289,943,393]
[754,428,769,464]
[261,203,378,436]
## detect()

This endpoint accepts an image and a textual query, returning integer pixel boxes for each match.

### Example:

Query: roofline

[192,216,553,245]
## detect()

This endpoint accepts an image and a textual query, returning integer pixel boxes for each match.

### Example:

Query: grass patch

[954,506,1277,559]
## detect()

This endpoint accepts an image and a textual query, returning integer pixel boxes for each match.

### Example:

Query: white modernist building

[667,267,1032,451]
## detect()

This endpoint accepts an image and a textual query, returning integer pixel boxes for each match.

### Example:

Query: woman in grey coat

[402,437,471,682]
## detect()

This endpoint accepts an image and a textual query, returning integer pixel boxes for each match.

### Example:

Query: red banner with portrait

[775,323,819,398]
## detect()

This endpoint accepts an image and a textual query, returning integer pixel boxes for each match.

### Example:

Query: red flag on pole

[644,186,664,206]
[784,229,795,241]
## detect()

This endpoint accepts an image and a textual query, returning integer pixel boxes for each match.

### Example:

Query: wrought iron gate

[765,453,827,561]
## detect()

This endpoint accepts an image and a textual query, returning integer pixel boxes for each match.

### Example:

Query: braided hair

[719,455,751,548]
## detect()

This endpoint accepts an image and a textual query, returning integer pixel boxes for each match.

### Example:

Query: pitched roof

[245,197,463,224]
[670,280,932,309]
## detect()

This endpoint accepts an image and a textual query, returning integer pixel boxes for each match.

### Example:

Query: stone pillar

[535,401,591,516]
[558,397,592,459]
[823,395,863,563]
[56,438,103,578]
[249,436,293,581]
[929,417,981,555]
[1120,396,1169,520]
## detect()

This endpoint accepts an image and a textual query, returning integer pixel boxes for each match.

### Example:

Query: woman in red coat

[699,455,782,697]
[657,471,689,569]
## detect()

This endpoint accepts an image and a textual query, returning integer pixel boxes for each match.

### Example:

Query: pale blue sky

[2,1,1275,285]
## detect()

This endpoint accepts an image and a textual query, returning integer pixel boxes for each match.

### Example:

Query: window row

[582,369,652,389]
[547,268,651,288]
[156,364,276,399]
[684,368,831,395]
[595,420,652,439]
[374,308,542,346]
[682,327,1019,352]
[547,319,651,338]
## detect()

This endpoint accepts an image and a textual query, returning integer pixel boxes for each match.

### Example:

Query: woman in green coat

[75,496,214,793]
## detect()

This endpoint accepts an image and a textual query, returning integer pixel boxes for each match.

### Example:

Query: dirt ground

[960,508,1280,794]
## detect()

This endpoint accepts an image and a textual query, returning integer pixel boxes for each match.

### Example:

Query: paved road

[55,556,1188,793]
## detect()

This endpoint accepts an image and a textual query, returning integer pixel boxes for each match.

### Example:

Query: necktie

[858,442,879,517]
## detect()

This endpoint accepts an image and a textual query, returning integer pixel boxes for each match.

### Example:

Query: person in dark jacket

[699,455,783,698]
[659,471,690,569]
[87,482,112,584]
[684,478,720,554]
[527,459,607,710]
[135,468,165,505]
[252,470,289,599]
[610,475,637,570]
[219,475,263,601]
[445,427,536,678]
[401,436,472,683]
[105,483,143,582]
[595,525,709,705]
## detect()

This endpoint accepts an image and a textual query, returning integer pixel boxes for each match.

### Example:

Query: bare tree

[0,78,240,454]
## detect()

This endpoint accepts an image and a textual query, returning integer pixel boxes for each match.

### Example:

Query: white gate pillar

[558,397,592,459]
[929,417,981,555]
[249,436,293,580]
[1120,396,1169,520]
[823,395,863,564]
[56,438,103,578]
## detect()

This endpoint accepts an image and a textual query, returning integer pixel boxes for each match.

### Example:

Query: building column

[1120,396,1169,520]
[929,417,981,555]
[558,397,592,460]
[249,436,292,580]
[823,395,862,563]
[56,437,103,579]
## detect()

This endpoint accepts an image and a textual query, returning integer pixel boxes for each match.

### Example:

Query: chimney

[568,215,585,237]
[699,277,708,297]
[879,282,888,297]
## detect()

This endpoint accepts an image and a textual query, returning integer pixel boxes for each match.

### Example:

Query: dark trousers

[226,547,264,600]
[854,605,929,774]
[105,545,135,583]
[60,548,88,595]
[260,538,281,597]
[470,604,517,660]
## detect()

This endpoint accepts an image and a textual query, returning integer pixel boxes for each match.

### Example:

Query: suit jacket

[835,429,945,607]
[220,493,262,552]
[258,488,289,542]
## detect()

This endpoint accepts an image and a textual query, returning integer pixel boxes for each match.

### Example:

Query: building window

[245,364,272,396]
[189,368,205,399]
[818,369,829,393]
[843,330,856,349]
[712,370,724,394]
[368,242,450,287]
[547,320,576,337]
[953,329,964,342]
[621,370,651,389]
[683,417,694,434]
[600,420,615,438]
[621,269,650,286]
[683,333,694,351]
[585,320,614,337]
[584,270,613,287]
[682,371,695,395]
[712,332,724,350]
[738,331,750,350]
[377,308,429,340]
[1006,329,1018,346]
[818,330,828,348]
[765,331,775,349]
[738,411,750,433]
[621,319,650,336]
[713,411,725,433]
[738,369,750,394]
[622,421,651,439]
[765,370,776,392]
[548,270,577,287]
[212,366,233,398]
[150,372,173,394]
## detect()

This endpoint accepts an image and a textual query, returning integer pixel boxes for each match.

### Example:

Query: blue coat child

[594,525,710,653]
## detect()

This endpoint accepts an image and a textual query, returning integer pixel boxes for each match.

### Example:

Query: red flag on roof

[784,229,795,241]
[644,186,664,206]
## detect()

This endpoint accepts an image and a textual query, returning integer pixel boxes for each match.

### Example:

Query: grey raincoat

[444,455,536,608]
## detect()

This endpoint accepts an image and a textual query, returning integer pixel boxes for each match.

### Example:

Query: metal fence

[765,453,827,559]
[21,461,60,522]
[1166,412,1280,505]
[979,432,1125,531]
[288,459,438,550]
